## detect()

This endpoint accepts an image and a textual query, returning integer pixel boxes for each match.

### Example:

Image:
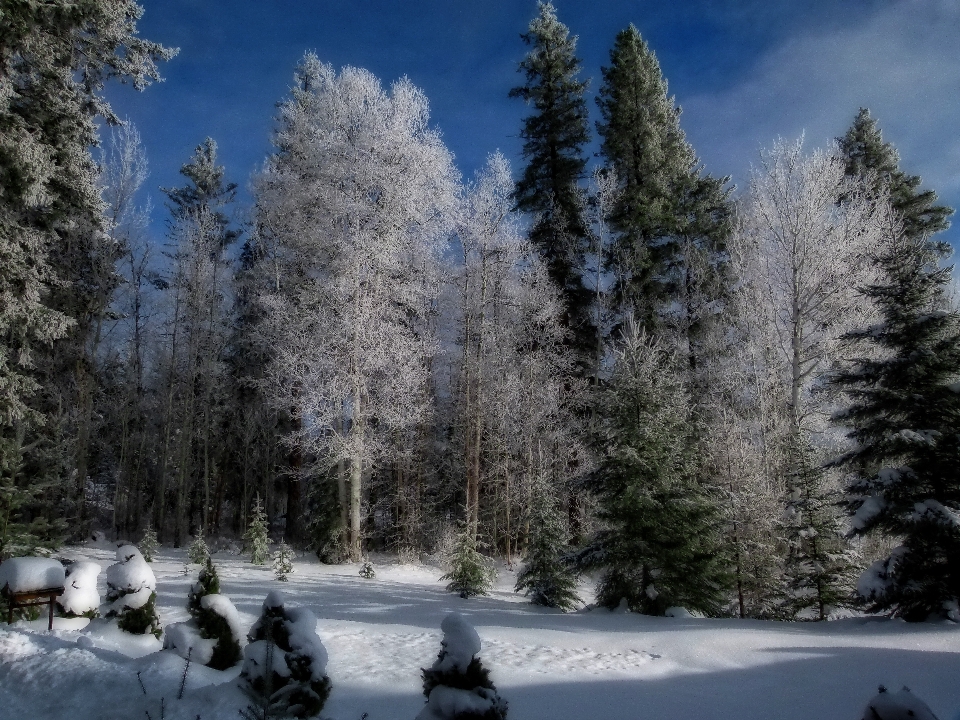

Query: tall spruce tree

[835,110,959,620]
[0,1,173,554]
[510,2,594,367]
[596,24,731,341]
[583,322,728,615]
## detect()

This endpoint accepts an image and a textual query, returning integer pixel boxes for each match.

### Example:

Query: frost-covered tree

[273,540,294,582]
[240,591,331,718]
[0,0,173,554]
[584,323,728,615]
[245,495,270,565]
[417,613,507,720]
[510,2,594,366]
[256,55,457,561]
[187,528,210,565]
[442,525,495,598]
[139,524,159,563]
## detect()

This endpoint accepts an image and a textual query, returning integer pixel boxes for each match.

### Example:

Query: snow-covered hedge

[103,545,161,637]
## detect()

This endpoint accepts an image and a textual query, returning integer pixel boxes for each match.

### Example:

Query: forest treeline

[2,1,959,622]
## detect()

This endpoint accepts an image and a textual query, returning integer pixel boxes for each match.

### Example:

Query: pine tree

[187,527,210,565]
[0,0,173,555]
[442,525,495,598]
[417,613,507,720]
[514,473,580,611]
[596,24,731,341]
[140,524,159,563]
[187,556,221,618]
[245,495,270,565]
[240,592,331,718]
[273,540,294,582]
[509,2,594,366]
[780,434,857,620]
[834,110,960,621]
[584,323,728,615]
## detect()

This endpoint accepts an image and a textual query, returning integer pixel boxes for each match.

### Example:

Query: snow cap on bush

[105,545,155,612]
[859,685,939,720]
[57,561,100,616]
[438,612,482,673]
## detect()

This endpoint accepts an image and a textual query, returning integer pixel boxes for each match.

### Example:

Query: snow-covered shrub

[441,528,495,598]
[273,540,294,581]
[187,528,210,565]
[140,525,159,562]
[57,561,101,617]
[245,496,270,565]
[359,561,376,579]
[859,685,940,720]
[166,592,243,671]
[417,613,507,720]
[103,545,161,638]
[239,591,331,718]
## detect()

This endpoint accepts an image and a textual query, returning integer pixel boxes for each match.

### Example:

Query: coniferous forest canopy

[3,0,960,623]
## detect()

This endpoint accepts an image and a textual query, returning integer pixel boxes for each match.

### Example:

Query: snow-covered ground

[1,543,958,720]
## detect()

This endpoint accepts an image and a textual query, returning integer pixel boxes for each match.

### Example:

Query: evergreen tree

[833,229,960,621]
[417,613,507,720]
[140,524,159,563]
[514,474,580,611]
[273,539,294,582]
[596,24,731,341]
[0,0,173,555]
[187,556,220,618]
[584,323,728,615]
[245,495,270,565]
[442,525,495,598]
[509,2,594,366]
[187,527,210,565]
[839,109,952,242]
[780,433,857,620]
[835,110,960,620]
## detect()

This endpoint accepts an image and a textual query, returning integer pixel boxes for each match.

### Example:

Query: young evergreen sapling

[187,527,209,565]
[441,526,494,598]
[417,613,507,720]
[359,561,376,579]
[273,540,294,582]
[245,495,270,565]
[140,525,159,563]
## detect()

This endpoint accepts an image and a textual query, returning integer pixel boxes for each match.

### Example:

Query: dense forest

[2,1,958,623]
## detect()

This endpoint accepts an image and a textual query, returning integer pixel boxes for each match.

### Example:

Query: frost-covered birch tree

[257,55,458,560]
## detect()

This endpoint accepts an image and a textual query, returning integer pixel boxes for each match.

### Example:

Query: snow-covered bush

[140,525,159,562]
[239,591,331,718]
[859,685,940,720]
[187,528,210,565]
[103,545,161,638]
[57,561,101,617]
[245,496,270,565]
[165,591,243,671]
[417,613,507,720]
[441,528,495,598]
[273,540,294,581]
[359,561,376,579]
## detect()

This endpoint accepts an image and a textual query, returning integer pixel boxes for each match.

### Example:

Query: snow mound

[200,593,243,643]
[0,557,65,593]
[263,590,285,609]
[859,685,940,720]
[162,622,216,665]
[58,561,100,616]
[436,612,481,673]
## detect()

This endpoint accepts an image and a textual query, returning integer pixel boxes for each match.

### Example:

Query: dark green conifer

[584,324,728,615]
[442,525,494,598]
[834,110,960,621]
[510,2,594,367]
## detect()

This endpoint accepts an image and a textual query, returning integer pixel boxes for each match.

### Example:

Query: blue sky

[109,0,960,249]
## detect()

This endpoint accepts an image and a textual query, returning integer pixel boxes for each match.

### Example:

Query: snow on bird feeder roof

[0,557,65,594]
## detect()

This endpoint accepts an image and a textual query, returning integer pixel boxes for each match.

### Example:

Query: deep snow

[1,542,958,720]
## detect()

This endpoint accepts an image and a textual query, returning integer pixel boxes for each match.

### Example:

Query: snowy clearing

[1,543,958,720]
